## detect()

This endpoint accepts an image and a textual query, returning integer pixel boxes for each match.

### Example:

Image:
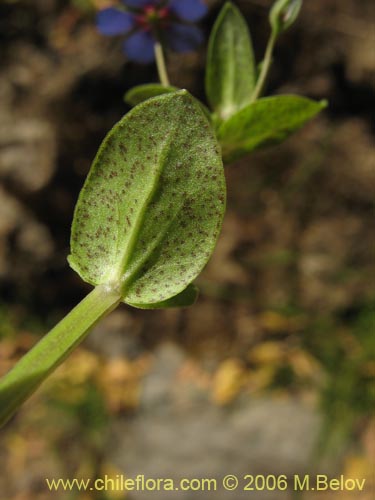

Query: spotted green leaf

[206,2,256,121]
[68,91,226,307]
[128,284,199,310]
[217,95,327,162]
[124,84,178,107]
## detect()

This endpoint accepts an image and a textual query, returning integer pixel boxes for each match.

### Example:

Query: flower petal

[169,0,208,22]
[167,23,204,52]
[123,0,158,7]
[97,8,134,36]
[123,31,156,63]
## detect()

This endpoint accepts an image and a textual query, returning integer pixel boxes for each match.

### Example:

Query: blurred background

[0,0,374,499]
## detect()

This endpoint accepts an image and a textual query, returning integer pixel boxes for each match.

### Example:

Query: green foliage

[124,3,324,165]
[0,306,16,338]
[50,383,108,432]
[302,302,375,452]
[217,95,327,162]
[0,1,328,425]
[124,84,178,107]
[205,2,256,121]
[202,2,324,162]
[69,90,226,307]
[323,306,375,417]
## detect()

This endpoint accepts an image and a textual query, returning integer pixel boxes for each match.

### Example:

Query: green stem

[0,285,121,428]
[154,42,170,86]
[250,31,278,103]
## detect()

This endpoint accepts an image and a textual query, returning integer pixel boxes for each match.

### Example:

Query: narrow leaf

[206,2,256,120]
[68,91,226,307]
[217,95,327,162]
[125,84,178,107]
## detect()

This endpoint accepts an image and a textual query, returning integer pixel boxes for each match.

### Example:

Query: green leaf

[68,90,226,307]
[205,2,256,121]
[217,95,327,162]
[124,84,178,107]
[269,0,303,36]
[128,284,199,310]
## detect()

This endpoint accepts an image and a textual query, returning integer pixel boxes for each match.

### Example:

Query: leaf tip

[219,1,242,20]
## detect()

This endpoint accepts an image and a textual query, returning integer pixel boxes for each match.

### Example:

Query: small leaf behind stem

[125,84,212,121]
[69,91,226,307]
[124,84,178,107]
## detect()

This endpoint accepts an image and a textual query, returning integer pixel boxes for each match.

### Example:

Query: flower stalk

[154,41,170,86]
[250,30,277,103]
[0,286,121,427]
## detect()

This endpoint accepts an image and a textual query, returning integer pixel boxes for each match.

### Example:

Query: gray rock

[0,118,56,193]
[86,310,144,360]
[0,186,54,276]
[108,343,325,500]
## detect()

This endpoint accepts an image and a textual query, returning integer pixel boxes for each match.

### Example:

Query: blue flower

[96,0,208,64]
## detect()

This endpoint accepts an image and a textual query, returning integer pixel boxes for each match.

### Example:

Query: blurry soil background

[0,0,374,499]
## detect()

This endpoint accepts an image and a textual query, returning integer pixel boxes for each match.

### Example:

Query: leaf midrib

[111,122,178,291]
[122,200,184,292]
